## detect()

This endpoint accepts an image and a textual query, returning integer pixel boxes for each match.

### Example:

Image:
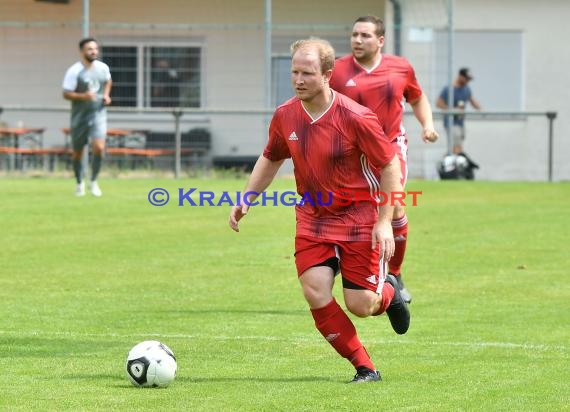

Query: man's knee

[299,266,335,308]
[91,139,106,155]
[71,150,83,160]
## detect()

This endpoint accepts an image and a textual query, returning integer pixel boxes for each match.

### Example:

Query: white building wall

[456,0,569,181]
[1,0,567,180]
[397,0,570,181]
[0,0,383,164]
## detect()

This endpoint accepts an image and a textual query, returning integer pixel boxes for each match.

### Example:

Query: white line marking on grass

[0,330,567,353]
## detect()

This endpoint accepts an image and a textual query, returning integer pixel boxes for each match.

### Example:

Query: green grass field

[0,177,568,411]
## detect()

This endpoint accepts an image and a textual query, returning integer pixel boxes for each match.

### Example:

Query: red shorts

[294,235,387,292]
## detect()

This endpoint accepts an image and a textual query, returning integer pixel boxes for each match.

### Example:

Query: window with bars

[272,56,294,107]
[101,45,201,108]
[271,36,350,108]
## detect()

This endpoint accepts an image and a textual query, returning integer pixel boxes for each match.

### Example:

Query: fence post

[546,111,557,182]
[173,109,182,179]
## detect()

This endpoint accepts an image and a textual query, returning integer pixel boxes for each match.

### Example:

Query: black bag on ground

[437,152,479,180]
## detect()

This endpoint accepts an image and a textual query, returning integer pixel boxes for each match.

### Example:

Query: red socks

[389,214,408,275]
[310,299,375,371]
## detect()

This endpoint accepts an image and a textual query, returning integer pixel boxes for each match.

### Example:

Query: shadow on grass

[171,375,339,384]
[158,309,307,316]
[62,374,340,387]
[1,337,121,358]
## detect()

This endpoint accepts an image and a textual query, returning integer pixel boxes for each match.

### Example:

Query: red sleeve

[354,110,395,169]
[403,61,423,103]
[262,111,291,161]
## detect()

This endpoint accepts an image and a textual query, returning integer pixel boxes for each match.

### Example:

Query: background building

[0,0,568,180]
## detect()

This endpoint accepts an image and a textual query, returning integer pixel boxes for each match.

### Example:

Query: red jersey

[330,54,423,142]
[263,91,395,241]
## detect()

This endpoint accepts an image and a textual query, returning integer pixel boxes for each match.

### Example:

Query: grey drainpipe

[389,0,402,55]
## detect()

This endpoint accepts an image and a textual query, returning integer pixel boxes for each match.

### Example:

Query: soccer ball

[126,340,177,388]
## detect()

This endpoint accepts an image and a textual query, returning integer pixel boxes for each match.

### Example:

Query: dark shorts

[70,112,107,152]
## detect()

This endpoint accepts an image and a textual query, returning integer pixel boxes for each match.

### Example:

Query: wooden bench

[61,127,210,170]
[105,147,198,169]
[144,128,211,168]
[0,146,71,171]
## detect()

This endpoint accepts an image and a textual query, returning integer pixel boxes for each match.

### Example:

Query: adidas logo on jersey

[366,275,377,284]
[345,79,357,87]
[288,131,298,140]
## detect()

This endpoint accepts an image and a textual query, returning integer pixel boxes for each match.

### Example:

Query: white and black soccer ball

[126,340,177,388]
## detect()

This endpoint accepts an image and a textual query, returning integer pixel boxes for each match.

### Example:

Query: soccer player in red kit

[330,15,439,303]
[229,38,410,383]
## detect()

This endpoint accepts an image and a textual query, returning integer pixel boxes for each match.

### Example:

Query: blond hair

[290,37,335,73]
